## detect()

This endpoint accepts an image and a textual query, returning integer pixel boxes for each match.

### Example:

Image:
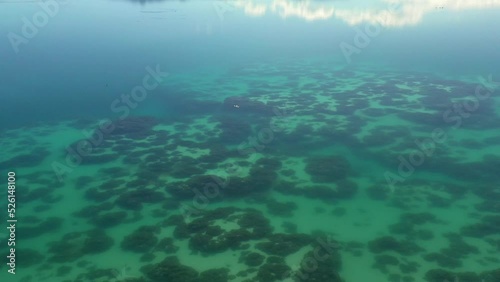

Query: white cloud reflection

[270,0,334,21]
[232,0,500,26]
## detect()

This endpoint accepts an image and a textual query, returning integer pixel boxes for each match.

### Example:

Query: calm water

[1,1,500,282]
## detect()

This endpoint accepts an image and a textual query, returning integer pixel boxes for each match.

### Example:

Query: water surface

[1,1,500,281]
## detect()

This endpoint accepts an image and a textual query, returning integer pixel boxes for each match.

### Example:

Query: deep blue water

[2,0,499,128]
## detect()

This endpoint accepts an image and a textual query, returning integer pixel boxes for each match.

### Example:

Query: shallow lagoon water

[1,1,500,282]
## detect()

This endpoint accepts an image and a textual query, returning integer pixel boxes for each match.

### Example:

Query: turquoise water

[1,1,500,282]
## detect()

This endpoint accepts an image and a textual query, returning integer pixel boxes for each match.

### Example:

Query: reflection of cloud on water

[234,0,500,26]
[336,0,500,27]
[233,0,333,20]
[270,0,334,21]
[239,1,267,16]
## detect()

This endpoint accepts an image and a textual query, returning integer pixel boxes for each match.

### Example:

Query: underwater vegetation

[3,64,500,282]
